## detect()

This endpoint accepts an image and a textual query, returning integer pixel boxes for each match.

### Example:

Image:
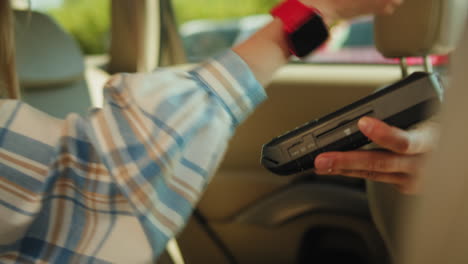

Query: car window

[173,0,275,63]
[28,0,111,55]
[172,0,448,67]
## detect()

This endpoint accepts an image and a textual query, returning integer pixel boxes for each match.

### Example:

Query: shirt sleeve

[0,50,266,260]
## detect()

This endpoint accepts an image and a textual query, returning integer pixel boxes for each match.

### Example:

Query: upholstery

[14,10,92,118]
[374,0,468,57]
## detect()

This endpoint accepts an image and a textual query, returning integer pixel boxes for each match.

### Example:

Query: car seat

[369,0,468,261]
[397,19,468,264]
[14,10,92,119]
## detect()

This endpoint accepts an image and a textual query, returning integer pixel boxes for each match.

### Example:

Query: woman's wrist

[233,0,333,85]
[232,18,290,85]
[300,0,338,27]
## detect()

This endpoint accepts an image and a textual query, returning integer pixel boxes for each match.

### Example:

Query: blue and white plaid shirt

[0,51,266,263]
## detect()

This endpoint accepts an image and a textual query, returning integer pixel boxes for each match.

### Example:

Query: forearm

[231,0,340,86]
[232,0,402,86]
[232,18,290,86]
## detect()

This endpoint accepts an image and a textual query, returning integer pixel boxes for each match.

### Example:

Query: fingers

[358,117,411,154]
[378,0,404,15]
[406,120,440,153]
[381,5,397,15]
[393,183,420,195]
[314,166,420,194]
[314,150,424,175]
[358,117,435,155]
[314,150,422,194]
[311,0,405,22]
[316,168,410,186]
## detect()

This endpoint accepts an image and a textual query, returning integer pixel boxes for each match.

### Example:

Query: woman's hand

[306,0,404,23]
[314,117,439,195]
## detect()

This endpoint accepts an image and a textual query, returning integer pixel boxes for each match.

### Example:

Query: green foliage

[172,0,279,24]
[47,0,110,55]
[46,0,277,54]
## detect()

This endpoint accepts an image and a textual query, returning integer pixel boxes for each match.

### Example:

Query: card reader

[261,72,443,176]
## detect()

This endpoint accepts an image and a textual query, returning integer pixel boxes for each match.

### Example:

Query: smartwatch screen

[290,15,329,57]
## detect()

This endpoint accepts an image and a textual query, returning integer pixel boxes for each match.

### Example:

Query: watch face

[290,15,329,58]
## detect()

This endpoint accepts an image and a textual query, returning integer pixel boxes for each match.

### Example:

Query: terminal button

[302,134,317,150]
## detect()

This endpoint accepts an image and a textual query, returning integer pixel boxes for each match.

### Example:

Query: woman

[0,0,428,262]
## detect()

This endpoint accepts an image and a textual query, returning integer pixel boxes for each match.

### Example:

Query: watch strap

[270,0,322,33]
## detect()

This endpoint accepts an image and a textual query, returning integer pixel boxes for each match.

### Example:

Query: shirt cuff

[189,50,267,126]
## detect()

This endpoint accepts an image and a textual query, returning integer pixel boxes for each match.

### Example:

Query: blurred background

[18,0,447,66]
[23,0,276,55]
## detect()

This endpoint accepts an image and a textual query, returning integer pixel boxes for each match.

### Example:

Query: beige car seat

[14,10,92,119]
[369,0,468,261]
[398,21,468,264]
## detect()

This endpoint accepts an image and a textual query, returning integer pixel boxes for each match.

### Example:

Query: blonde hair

[0,0,19,99]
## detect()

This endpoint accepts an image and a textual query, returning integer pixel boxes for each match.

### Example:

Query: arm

[314,116,440,194]
[0,0,403,262]
[0,54,266,261]
[233,0,407,191]
[233,0,404,86]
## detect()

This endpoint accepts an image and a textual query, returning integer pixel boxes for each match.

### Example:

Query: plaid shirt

[0,51,266,263]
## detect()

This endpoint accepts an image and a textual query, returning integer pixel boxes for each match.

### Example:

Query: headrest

[374,0,468,58]
[14,10,84,88]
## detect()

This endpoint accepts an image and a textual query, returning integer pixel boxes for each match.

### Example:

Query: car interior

[366,0,468,260]
[11,0,468,263]
[14,9,93,118]
[395,17,468,264]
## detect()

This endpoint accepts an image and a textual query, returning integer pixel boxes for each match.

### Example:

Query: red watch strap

[270,0,321,33]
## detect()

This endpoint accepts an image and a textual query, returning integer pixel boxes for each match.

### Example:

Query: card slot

[315,110,374,139]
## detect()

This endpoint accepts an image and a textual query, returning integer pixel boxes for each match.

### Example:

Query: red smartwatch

[271,0,329,58]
